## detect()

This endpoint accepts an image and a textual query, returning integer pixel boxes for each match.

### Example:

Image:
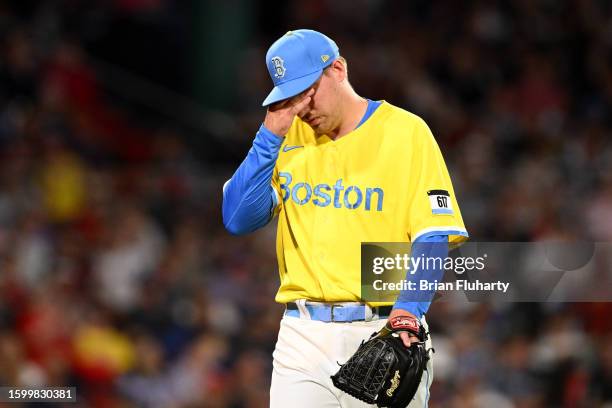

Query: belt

[285,301,392,322]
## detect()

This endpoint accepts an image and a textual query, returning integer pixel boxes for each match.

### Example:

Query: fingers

[264,88,314,135]
[399,332,422,348]
[290,88,314,114]
[296,91,314,117]
[297,105,310,118]
[399,332,411,348]
[268,98,291,112]
[269,88,314,113]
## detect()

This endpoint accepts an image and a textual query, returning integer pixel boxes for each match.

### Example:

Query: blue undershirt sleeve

[393,234,449,318]
[222,124,282,235]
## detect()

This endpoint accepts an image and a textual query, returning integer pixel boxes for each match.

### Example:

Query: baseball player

[222,30,468,407]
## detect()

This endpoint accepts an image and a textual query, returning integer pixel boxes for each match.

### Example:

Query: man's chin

[308,122,327,135]
[311,127,328,137]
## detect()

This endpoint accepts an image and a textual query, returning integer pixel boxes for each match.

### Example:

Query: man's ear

[329,58,348,81]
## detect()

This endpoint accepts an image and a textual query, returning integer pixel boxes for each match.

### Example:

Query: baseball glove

[331,316,430,408]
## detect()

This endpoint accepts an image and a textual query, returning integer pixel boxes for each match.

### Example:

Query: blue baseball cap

[262,29,339,107]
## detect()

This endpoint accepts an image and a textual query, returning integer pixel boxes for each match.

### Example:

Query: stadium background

[1,0,611,406]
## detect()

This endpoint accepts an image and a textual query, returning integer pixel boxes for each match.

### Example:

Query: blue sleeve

[222,124,282,235]
[393,234,448,318]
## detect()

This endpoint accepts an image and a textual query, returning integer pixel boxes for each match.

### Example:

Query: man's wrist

[260,123,285,139]
[391,302,423,319]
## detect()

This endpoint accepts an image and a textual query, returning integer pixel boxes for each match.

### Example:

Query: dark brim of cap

[261,69,322,107]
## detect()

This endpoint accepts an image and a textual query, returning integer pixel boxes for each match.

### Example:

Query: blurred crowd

[0,1,612,407]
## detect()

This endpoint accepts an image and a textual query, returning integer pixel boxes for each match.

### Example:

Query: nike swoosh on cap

[282,145,304,152]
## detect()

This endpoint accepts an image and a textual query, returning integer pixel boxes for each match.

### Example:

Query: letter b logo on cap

[271,56,286,78]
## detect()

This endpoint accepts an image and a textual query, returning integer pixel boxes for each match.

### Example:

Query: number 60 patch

[427,190,454,215]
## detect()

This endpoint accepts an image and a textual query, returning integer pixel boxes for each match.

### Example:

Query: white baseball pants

[270,314,433,407]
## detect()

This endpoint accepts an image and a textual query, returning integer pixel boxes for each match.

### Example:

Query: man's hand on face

[264,88,314,137]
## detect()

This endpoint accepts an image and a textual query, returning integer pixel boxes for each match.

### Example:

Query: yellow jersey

[271,101,468,304]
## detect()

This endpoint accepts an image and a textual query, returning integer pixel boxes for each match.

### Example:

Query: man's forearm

[393,234,448,318]
[222,124,282,235]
